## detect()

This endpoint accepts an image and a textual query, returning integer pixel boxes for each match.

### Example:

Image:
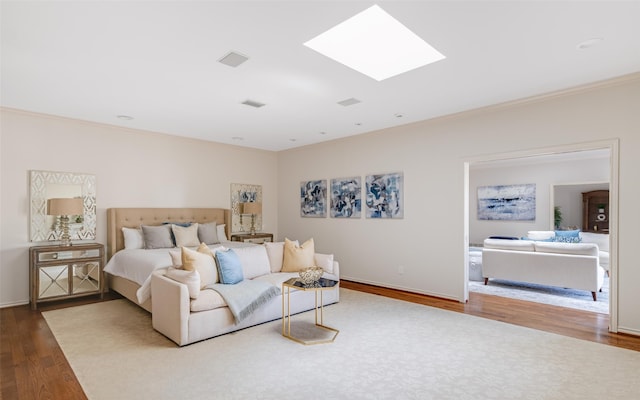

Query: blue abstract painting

[365,172,403,219]
[300,180,327,217]
[330,177,361,218]
[477,184,536,221]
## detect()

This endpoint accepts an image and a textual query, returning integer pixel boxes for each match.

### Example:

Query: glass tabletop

[283,277,338,289]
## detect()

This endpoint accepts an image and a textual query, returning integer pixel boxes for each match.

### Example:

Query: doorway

[464,140,618,331]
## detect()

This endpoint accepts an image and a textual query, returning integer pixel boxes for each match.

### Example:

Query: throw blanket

[205,280,280,324]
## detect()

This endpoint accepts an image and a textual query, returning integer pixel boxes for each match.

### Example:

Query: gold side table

[281,277,339,345]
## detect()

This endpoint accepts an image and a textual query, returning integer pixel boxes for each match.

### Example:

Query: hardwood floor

[2,284,639,400]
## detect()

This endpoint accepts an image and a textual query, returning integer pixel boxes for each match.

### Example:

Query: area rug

[469,277,609,314]
[43,289,639,400]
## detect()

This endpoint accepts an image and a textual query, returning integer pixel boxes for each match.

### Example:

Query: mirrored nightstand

[29,242,105,310]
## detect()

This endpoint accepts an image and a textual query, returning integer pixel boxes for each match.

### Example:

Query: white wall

[469,157,610,244]
[277,75,640,335]
[0,109,277,307]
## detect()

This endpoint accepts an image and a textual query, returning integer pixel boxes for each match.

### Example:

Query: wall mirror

[30,170,97,242]
[230,183,262,234]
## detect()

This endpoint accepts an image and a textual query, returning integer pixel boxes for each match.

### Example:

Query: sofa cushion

[215,249,244,284]
[315,253,334,274]
[483,239,535,252]
[190,289,227,312]
[165,267,200,299]
[172,223,200,247]
[553,229,582,243]
[282,238,315,272]
[526,231,556,241]
[181,245,218,288]
[534,242,598,256]
[580,232,609,252]
[232,245,271,280]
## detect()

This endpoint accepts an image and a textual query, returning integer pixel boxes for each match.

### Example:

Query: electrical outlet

[398,265,404,275]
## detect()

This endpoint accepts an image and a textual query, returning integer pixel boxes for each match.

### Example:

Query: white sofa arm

[151,269,191,346]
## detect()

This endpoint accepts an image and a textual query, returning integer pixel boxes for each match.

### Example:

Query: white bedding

[104,241,256,304]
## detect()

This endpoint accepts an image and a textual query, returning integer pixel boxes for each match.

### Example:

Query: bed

[105,208,232,312]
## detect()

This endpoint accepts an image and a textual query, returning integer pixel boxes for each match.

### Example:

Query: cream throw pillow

[165,267,200,299]
[282,238,315,272]
[172,223,200,247]
[181,244,218,288]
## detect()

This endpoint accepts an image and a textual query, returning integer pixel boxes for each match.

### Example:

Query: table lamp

[47,197,83,246]
[241,202,262,235]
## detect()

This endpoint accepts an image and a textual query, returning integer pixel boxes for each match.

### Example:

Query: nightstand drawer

[230,233,274,244]
[244,237,272,244]
[38,248,101,261]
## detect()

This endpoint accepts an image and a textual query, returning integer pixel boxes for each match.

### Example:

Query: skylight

[304,4,445,81]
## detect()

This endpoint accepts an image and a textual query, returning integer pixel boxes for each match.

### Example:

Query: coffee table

[281,277,339,345]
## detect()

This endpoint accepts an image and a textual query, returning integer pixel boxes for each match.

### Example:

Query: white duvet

[104,241,254,304]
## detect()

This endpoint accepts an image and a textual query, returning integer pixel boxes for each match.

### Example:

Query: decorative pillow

[282,238,315,272]
[122,227,144,249]
[198,222,219,245]
[181,245,218,288]
[165,267,200,299]
[172,223,200,247]
[315,253,334,274]
[169,249,182,266]
[232,246,271,279]
[217,224,228,241]
[526,231,556,241]
[141,224,174,249]
[264,241,297,273]
[215,249,244,284]
[554,229,582,243]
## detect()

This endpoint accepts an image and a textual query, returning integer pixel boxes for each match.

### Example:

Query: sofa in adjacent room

[482,238,605,301]
[151,240,339,346]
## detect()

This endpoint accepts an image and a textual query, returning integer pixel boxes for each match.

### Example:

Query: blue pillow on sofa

[554,229,582,243]
[215,249,244,284]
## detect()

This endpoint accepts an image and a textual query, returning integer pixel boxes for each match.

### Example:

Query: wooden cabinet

[30,242,105,310]
[582,190,609,234]
[230,233,273,244]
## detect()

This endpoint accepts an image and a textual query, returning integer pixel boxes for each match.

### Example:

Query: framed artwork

[330,176,361,218]
[477,183,536,221]
[365,172,403,219]
[300,180,327,218]
[230,183,262,232]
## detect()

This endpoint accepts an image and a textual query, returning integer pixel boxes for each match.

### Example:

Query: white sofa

[482,238,605,301]
[151,244,340,346]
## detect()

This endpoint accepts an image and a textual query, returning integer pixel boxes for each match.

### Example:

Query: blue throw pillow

[215,249,244,284]
[554,229,582,243]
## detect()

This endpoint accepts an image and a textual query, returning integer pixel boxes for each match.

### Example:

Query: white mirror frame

[30,170,97,242]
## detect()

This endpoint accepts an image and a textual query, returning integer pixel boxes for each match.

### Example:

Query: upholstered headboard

[106,208,231,260]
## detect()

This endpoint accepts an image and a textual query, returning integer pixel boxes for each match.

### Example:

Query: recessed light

[355,122,362,126]
[577,38,604,50]
[289,138,297,142]
[304,4,445,81]
[337,97,362,107]
[395,113,403,118]
[319,131,327,135]
[117,115,133,120]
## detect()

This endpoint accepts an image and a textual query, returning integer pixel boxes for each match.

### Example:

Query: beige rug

[43,289,640,400]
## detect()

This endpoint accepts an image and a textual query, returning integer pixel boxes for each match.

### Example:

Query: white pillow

[122,227,144,249]
[232,246,271,280]
[264,241,298,272]
[315,253,334,274]
[217,224,228,241]
[169,249,182,266]
[172,223,200,247]
[165,267,200,299]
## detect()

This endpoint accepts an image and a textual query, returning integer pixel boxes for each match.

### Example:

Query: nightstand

[29,242,105,310]
[230,233,274,244]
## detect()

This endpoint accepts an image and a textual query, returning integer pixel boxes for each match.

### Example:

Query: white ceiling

[2,1,640,151]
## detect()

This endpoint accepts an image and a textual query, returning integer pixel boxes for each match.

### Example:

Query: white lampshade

[47,198,83,216]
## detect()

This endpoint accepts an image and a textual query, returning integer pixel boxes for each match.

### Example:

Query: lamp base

[59,215,73,246]
[249,214,256,235]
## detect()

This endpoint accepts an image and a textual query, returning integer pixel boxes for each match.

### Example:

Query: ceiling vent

[337,97,361,107]
[242,99,266,108]
[219,51,249,67]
